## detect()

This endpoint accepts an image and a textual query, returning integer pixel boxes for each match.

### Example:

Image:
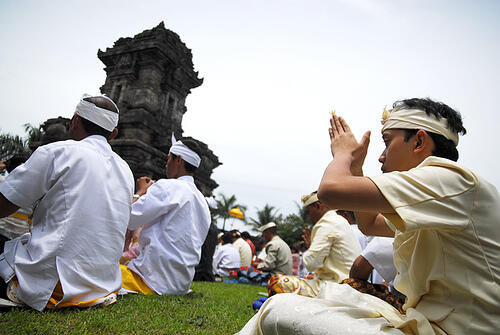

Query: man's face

[69,113,77,139]
[379,129,418,173]
[305,202,322,224]
[262,230,273,242]
[165,153,178,179]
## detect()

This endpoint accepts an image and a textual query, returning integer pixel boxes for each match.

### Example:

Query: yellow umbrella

[229,207,245,219]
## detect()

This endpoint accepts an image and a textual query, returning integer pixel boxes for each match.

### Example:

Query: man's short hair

[79,97,119,138]
[170,138,202,173]
[221,231,234,244]
[241,231,251,239]
[395,98,466,162]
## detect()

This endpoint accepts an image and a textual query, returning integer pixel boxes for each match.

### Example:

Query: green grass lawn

[0,281,265,335]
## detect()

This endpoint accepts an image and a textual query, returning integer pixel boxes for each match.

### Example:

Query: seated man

[0,94,134,310]
[267,191,361,297]
[238,98,500,335]
[212,231,240,277]
[252,222,292,275]
[231,230,252,267]
[120,136,211,295]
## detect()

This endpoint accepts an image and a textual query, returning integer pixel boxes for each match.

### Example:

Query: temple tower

[97,22,220,195]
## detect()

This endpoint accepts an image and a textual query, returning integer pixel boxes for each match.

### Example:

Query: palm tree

[0,123,44,162]
[23,123,44,145]
[215,193,247,231]
[0,133,26,161]
[249,204,282,230]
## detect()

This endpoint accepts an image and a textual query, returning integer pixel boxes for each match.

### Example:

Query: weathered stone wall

[34,23,220,196]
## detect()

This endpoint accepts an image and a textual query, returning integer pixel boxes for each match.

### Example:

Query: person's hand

[136,176,155,196]
[329,114,371,176]
[302,227,312,248]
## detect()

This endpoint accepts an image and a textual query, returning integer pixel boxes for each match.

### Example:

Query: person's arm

[318,115,395,236]
[0,193,19,218]
[302,223,334,273]
[257,243,278,271]
[349,255,374,280]
[355,212,394,237]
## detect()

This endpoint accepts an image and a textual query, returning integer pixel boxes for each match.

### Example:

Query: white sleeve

[361,237,396,283]
[128,181,174,230]
[0,146,55,208]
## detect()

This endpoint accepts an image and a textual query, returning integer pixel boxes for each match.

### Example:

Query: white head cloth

[301,192,319,208]
[381,107,459,146]
[75,94,119,132]
[169,134,201,168]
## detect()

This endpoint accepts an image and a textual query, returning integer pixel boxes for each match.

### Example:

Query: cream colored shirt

[303,210,362,282]
[233,237,252,267]
[370,156,500,335]
[257,236,292,275]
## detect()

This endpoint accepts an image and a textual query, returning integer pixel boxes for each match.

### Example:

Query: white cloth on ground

[127,175,210,295]
[0,136,134,310]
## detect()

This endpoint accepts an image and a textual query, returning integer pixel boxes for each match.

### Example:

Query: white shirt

[212,243,240,277]
[232,237,252,267]
[350,224,368,250]
[127,175,210,295]
[362,236,396,286]
[0,136,134,310]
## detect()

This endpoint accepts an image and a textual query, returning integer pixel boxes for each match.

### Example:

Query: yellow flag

[229,207,244,219]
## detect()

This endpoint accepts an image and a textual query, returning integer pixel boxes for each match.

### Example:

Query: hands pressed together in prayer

[302,227,312,248]
[328,114,371,176]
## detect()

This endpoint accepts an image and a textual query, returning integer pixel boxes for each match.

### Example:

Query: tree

[0,123,44,162]
[23,123,44,145]
[276,202,310,246]
[249,204,283,230]
[215,193,247,231]
[0,133,27,161]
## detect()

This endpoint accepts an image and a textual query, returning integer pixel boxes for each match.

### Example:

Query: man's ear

[414,130,430,153]
[107,128,118,142]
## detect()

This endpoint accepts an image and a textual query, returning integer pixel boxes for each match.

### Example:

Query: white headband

[381,108,459,146]
[169,134,201,168]
[75,94,119,132]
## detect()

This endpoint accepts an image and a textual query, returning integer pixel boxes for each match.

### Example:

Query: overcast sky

[1,0,499,232]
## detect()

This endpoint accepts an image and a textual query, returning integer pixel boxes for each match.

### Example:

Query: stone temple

[38,22,220,196]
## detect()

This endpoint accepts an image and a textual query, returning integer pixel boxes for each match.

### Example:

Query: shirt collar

[178,175,195,184]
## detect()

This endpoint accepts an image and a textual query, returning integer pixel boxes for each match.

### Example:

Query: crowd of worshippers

[0,95,499,335]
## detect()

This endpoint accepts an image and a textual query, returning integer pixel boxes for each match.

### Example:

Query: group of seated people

[0,95,498,335]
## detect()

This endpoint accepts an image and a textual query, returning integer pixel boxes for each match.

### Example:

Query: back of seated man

[120,136,211,295]
[212,231,240,277]
[0,94,134,310]
[231,230,252,267]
